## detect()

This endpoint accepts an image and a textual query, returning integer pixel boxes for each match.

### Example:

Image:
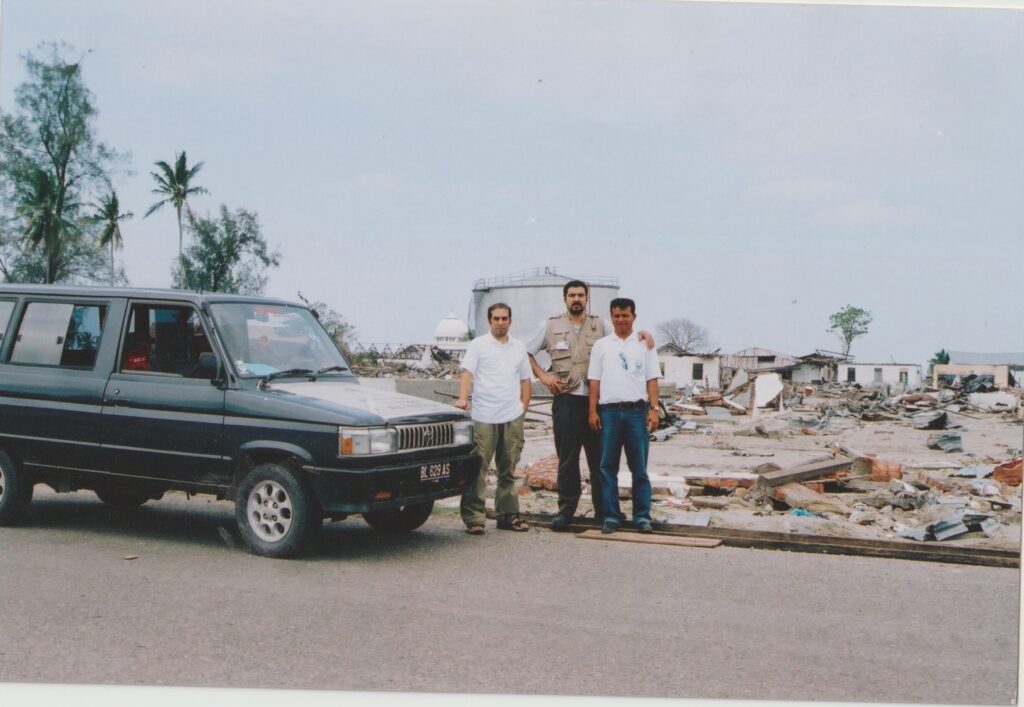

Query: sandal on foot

[496,514,529,532]
[466,524,485,535]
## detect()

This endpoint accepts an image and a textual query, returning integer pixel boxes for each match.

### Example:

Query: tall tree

[827,305,872,358]
[180,205,279,294]
[656,317,713,353]
[145,151,208,287]
[0,42,124,283]
[89,190,132,285]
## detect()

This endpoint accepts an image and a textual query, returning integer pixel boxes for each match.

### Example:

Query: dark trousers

[552,394,604,519]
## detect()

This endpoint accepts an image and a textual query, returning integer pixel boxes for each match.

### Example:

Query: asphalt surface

[0,488,1019,704]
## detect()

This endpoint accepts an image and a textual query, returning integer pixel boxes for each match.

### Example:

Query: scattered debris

[913,410,949,430]
[927,433,963,453]
[754,457,854,490]
[772,482,851,516]
[993,459,1022,487]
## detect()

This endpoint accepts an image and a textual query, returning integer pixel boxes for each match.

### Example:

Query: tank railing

[472,266,618,290]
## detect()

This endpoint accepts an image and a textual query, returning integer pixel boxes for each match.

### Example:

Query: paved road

[0,488,1019,704]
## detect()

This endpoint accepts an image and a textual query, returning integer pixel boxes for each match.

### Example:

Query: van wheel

[95,488,153,508]
[0,450,32,525]
[363,501,434,533]
[235,463,319,558]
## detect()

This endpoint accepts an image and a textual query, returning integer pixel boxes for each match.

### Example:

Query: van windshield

[208,303,351,378]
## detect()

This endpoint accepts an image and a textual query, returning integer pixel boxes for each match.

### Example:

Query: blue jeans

[598,405,652,525]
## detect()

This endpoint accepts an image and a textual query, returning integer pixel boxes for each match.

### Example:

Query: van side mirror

[196,351,223,384]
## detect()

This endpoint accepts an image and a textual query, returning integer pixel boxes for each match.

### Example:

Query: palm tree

[90,191,133,285]
[14,167,79,283]
[144,151,207,287]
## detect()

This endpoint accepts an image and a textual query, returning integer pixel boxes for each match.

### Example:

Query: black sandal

[496,514,529,532]
[466,524,485,535]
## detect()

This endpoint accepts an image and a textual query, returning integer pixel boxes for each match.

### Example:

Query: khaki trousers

[460,414,525,526]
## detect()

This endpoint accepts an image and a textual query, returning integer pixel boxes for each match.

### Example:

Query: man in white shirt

[455,303,532,535]
[587,298,661,534]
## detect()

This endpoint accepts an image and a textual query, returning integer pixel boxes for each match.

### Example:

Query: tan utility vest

[545,313,606,394]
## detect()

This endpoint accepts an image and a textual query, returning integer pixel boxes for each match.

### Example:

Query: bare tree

[656,317,712,352]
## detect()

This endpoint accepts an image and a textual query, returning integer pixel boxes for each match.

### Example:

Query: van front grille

[396,422,455,451]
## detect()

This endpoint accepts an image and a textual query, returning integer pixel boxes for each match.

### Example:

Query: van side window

[10,302,107,368]
[121,303,214,377]
[0,300,15,344]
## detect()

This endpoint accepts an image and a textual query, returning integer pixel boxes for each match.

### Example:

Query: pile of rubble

[351,346,463,379]
[517,376,1023,549]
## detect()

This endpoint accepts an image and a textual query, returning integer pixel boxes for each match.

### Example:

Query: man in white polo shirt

[455,302,532,535]
[587,297,661,534]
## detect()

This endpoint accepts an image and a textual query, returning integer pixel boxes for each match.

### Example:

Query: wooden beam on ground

[511,512,1019,568]
[755,456,854,490]
[576,529,722,548]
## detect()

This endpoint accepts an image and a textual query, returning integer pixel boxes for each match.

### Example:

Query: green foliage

[827,305,872,357]
[146,151,208,287]
[930,348,950,365]
[0,41,126,283]
[179,205,279,294]
[88,191,133,285]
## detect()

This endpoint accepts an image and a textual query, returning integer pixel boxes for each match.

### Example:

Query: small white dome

[434,313,469,342]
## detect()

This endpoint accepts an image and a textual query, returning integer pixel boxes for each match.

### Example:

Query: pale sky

[2,0,1022,369]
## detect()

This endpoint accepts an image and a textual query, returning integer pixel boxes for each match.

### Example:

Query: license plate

[420,462,451,482]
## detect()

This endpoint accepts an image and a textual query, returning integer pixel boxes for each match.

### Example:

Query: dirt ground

[499,396,1024,551]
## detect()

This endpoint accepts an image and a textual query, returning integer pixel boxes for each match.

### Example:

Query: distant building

[935,351,1024,388]
[721,347,799,373]
[791,351,848,384]
[839,362,922,389]
[434,313,469,347]
[657,343,721,390]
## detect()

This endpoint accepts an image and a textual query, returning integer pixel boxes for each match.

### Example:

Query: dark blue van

[0,286,479,557]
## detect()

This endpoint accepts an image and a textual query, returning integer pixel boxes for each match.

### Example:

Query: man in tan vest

[526,280,654,530]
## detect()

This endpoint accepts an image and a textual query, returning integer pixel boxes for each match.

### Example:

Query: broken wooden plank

[576,530,722,548]
[773,482,851,515]
[755,456,854,490]
[512,512,1019,568]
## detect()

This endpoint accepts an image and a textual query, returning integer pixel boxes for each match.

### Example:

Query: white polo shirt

[461,333,532,424]
[587,331,661,405]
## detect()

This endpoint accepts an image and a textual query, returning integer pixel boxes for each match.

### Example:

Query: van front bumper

[304,451,481,514]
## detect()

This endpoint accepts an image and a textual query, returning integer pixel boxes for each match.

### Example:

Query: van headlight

[339,426,398,456]
[453,420,473,446]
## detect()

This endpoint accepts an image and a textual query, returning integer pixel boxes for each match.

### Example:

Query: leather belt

[598,400,647,410]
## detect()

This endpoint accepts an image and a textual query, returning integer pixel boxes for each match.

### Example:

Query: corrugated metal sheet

[948,351,1024,367]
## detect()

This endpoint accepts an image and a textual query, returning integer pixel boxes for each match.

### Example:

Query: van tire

[363,501,434,533]
[235,463,319,558]
[95,488,153,508]
[0,449,32,526]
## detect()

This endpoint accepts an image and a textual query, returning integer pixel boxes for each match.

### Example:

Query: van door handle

[108,389,133,404]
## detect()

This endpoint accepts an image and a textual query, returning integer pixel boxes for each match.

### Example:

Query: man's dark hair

[487,302,512,320]
[563,279,589,298]
[609,297,635,315]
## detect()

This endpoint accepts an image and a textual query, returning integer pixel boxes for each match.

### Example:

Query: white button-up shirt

[587,331,661,405]
[461,333,531,424]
